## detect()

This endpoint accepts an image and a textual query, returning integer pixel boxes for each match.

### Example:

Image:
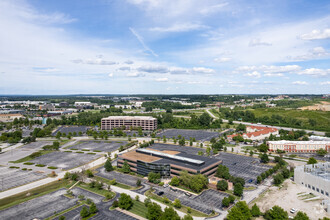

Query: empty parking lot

[213,152,271,184]
[96,168,144,187]
[0,188,78,220]
[157,129,220,142]
[68,140,127,152]
[0,166,46,191]
[30,151,100,170]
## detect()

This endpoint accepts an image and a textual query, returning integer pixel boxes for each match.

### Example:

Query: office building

[101,116,157,131]
[267,140,330,152]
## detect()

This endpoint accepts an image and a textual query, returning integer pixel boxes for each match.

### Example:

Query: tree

[257,176,262,184]
[148,172,161,184]
[198,112,212,127]
[215,165,230,180]
[182,215,193,220]
[258,143,268,152]
[234,183,243,197]
[264,206,288,220]
[307,157,317,164]
[316,148,328,157]
[85,169,94,177]
[160,207,180,220]
[293,211,309,220]
[80,206,90,218]
[179,138,185,146]
[56,132,61,139]
[121,161,131,173]
[222,197,230,207]
[249,150,254,156]
[136,179,142,187]
[273,173,284,185]
[118,193,133,210]
[173,198,182,208]
[89,202,98,214]
[260,153,269,163]
[147,202,163,220]
[170,176,180,186]
[251,204,261,217]
[144,197,151,207]
[104,159,114,172]
[59,216,65,220]
[217,180,228,191]
[227,201,251,220]
[281,168,290,179]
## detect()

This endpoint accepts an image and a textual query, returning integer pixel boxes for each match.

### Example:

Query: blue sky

[0,0,329,94]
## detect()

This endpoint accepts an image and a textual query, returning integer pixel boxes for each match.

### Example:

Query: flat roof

[267,141,330,145]
[137,148,205,165]
[102,116,156,120]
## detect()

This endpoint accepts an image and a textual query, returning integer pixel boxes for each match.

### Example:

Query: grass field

[78,182,115,198]
[129,200,148,218]
[0,179,76,211]
[250,108,330,131]
[94,176,133,190]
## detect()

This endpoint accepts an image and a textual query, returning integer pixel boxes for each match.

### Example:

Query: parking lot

[30,151,100,170]
[52,126,91,136]
[150,143,205,155]
[0,188,78,220]
[157,129,220,142]
[96,168,144,187]
[213,152,271,184]
[21,141,52,150]
[68,140,127,152]
[0,166,46,191]
[152,186,226,214]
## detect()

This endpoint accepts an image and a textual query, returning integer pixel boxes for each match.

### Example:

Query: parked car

[157,191,164,196]
[290,208,296,214]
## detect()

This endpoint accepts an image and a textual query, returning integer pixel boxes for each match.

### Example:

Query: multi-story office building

[101,116,157,131]
[267,140,330,152]
[117,148,222,177]
[294,162,329,198]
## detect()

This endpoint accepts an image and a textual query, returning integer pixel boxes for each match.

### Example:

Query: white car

[290,208,296,214]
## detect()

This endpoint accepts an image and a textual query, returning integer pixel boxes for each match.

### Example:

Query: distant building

[294,162,329,198]
[74,102,91,106]
[39,104,55,111]
[101,116,157,131]
[59,102,69,107]
[118,148,222,177]
[114,105,132,109]
[228,126,278,141]
[267,140,330,152]
[0,114,24,122]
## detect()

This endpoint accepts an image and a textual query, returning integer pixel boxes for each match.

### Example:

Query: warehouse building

[101,116,157,131]
[267,140,330,152]
[117,148,222,177]
[294,162,330,198]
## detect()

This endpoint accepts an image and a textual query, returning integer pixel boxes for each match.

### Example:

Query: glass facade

[137,160,170,177]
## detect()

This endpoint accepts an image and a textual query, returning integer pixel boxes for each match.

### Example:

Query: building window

[326,192,329,196]
[312,186,315,190]
[321,190,324,194]
[316,188,319,192]
[308,184,311,188]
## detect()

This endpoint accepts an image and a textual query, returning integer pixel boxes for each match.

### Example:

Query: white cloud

[320,81,330,85]
[126,72,145,77]
[191,67,215,74]
[200,3,228,15]
[149,23,207,33]
[264,73,284,77]
[292,81,308,85]
[129,27,158,57]
[124,60,134,64]
[72,58,117,65]
[214,57,231,63]
[108,73,114,77]
[137,65,168,73]
[170,67,189,75]
[236,65,301,74]
[154,77,168,82]
[297,68,330,77]
[244,71,261,78]
[299,28,330,40]
[288,46,329,61]
[249,38,272,47]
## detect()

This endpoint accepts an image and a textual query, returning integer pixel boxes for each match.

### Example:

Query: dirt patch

[252,179,330,220]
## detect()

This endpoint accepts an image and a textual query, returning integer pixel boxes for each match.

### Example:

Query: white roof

[102,116,156,120]
[268,140,330,145]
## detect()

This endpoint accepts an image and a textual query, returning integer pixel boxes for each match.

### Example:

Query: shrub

[144,197,151,207]
[118,193,133,210]
[47,166,57,169]
[35,164,46,167]
[85,169,94,177]
[105,192,113,200]
[80,206,90,218]
[89,202,98,214]
[217,180,228,191]
[173,198,181,208]
[112,200,118,208]
[222,197,230,207]
[136,179,141,187]
[170,176,180,186]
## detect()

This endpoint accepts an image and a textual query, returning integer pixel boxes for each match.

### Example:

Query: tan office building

[101,116,157,131]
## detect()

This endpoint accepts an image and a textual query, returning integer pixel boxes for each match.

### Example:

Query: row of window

[302,182,329,197]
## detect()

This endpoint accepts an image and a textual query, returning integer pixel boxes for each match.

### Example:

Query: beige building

[101,116,157,131]
[267,140,330,152]
[0,114,24,122]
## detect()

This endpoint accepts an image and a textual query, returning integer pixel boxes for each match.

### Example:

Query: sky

[0,0,330,95]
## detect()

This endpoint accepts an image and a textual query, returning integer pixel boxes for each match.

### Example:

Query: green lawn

[78,182,115,198]
[0,179,76,210]
[129,200,148,218]
[94,176,133,190]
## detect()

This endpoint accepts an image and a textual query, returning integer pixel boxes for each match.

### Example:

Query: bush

[104,159,114,172]
[251,204,261,217]
[222,197,230,207]
[118,193,133,210]
[148,172,161,184]
[173,198,181,208]
[80,206,89,218]
[169,176,180,186]
[264,205,288,220]
[89,202,98,214]
[35,164,46,167]
[217,180,228,191]
[47,166,57,169]
[105,192,113,200]
[136,179,142,187]
[144,197,151,207]
[233,183,243,197]
[159,182,164,186]
[112,200,119,208]
[85,169,94,177]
